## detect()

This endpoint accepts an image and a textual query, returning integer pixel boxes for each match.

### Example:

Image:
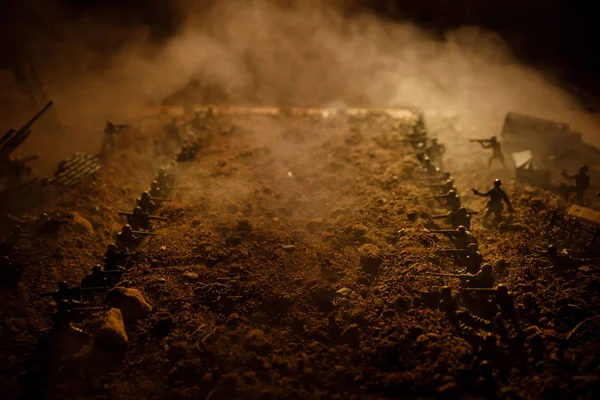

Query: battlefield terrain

[1,107,600,399]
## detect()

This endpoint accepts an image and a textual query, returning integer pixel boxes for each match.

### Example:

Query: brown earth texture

[1,107,600,399]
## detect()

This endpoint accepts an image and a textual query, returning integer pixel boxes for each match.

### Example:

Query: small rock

[340,324,360,347]
[95,308,128,350]
[350,223,369,239]
[237,219,252,232]
[105,287,152,320]
[336,288,352,297]
[70,212,94,235]
[226,313,242,329]
[183,272,199,281]
[358,244,382,273]
[245,329,272,355]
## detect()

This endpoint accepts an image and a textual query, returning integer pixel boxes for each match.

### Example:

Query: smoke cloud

[2,0,599,171]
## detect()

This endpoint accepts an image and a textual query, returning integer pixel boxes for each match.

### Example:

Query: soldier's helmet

[496,284,508,296]
[481,264,493,274]
[547,245,558,256]
[151,181,160,190]
[494,179,502,187]
[141,191,150,199]
[491,136,498,142]
[92,265,102,273]
[440,286,452,296]
[133,206,143,215]
[457,207,468,215]
[423,157,432,165]
[58,281,69,291]
[445,179,454,187]
[580,164,589,174]
[442,172,451,179]
[122,224,132,233]
[467,243,478,251]
[448,190,456,196]
[11,225,22,234]
[107,243,118,252]
[457,225,467,233]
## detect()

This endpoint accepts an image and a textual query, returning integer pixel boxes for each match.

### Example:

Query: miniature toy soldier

[100,121,130,156]
[546,245,590,274]
[156,167,175,192]
[81,266,106,288]
[452,207,472,230]
[430,190,461,213]
[462,264,495,288]
[137,192,157,214]
[426,138,446,170]
[430,225,478,249]
[104,243,125,270]
[163,117,181,144]
[439,286,457,319]
[472,136,505,167]
[464,243,483,274]
[0,225,26,255]
[561,165,590,204]
[472,179,514,225]
[116,225,138,252]
[421,157,440,177]
[150,180,163,198]
[128,206,148,231]
[494,285,517,324]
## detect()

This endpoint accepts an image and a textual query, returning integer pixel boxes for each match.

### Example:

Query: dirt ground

[1,107,600,399]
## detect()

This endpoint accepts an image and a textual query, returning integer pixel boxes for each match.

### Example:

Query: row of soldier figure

[39,165,177,339]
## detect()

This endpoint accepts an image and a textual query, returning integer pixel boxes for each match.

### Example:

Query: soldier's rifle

[40,286,107,299]
[436,248,469,254]
[118,211,168,221]
[432,211,478,219]
[131,230,157,236]
[469,139,492,144]
[419,272,469,279]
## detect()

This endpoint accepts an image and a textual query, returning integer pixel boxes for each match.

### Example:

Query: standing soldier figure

[561,165,590,204]
[427,138,446,170]
[472,179,514,226]
[472,136,506,167]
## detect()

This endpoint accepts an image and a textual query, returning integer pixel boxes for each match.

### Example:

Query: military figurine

[156,167,175,193]
[462,264,495,288]
[471,136,506,167]
[426,138,446,170]
[430,225,478,250]
[561,165,590,204]
[0,225,26,255]
[464,243,483,274]
[149,180,163,198]
[426,179,456,194]
[472,179,514,226]
[115,225,137,252]
[100,121,130,156]
[421,157,440,177]
[137,192,157,214]
[546,245,590,274]
[430,190,462,213]
[163,117,181,144]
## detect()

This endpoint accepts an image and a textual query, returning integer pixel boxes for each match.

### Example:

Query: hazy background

[0,0,599,172]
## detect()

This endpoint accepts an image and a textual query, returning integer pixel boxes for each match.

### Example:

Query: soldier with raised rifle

[426,138,446,170]
[471,179,514,226]
[100,121,130,156]
[470,136,506,167]
[561,164,590,204]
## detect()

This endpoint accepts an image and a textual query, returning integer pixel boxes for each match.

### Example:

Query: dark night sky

[1,0,599,105]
